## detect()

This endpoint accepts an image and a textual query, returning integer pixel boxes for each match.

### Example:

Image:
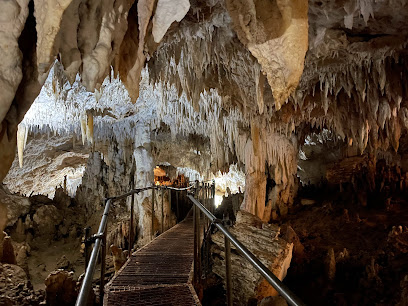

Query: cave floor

[105,216,199,305]
[282,192,408,305]
[27,238,84,290]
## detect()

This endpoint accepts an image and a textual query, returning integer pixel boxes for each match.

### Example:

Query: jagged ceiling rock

[1,0,408,227]
[0,0,29,124]
[225,0,309,110]
[152,0,190,43]
[151,130,211,175]
[114,0,154,103]
[34,0,74,83]
[80,0,135,91]
[0,0,190,182]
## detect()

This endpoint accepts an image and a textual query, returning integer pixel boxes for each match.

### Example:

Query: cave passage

[1,0,408,305]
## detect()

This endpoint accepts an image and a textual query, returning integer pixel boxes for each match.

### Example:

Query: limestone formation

[0,263,43,305]
[152,0,190,43]
[44,270,77,306]
[0,0,30,124]
[211,211,293,303]
[0,187,30,228]
[110,245,127,273]
[0,1,408,304]
[1,236,16,265]
[32,205,62,237]
[225,0,309,109]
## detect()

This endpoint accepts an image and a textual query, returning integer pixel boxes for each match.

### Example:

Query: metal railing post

[202,184,206,235]
[197,186,202,281]
[212,180,215,214]
[100,231,106,303]
[77,185,196,306]
[161,187,164,234]
[206,183,210,228]
[129,181,134,256]
[76,198,112,306]
[151,187,155,238]
[84,227,91,270]
[193,199,198,285]
[186,194,304,306]
[168,188,171,231]
[176,191,179,222]
[225,235,233,306]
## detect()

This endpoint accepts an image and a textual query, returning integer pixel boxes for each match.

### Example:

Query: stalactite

[80,114,86,146]
[86,112,94,147]
[17,125,27,168]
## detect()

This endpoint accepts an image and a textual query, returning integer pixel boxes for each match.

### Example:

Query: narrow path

[104,216,200,305]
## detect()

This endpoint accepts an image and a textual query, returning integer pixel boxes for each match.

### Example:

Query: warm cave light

[214,194,223,207]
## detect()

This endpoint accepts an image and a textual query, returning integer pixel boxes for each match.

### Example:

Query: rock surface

[0,263,43,305]
[44,270,76,306]
[0,187,30,227]
[211,210,293,304]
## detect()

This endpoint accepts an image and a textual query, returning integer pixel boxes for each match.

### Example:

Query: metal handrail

[76,182,304,306]
[76,198,111,306]
[76,186,157,306]
[188,188,305,306]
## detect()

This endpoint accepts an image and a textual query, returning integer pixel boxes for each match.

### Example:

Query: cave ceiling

[0,0,407,183]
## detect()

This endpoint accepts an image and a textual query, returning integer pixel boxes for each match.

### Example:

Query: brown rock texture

[1,236,16,265]
[44,270,77,306]
[0,263,43,305]
[211,210,293,304]
[110,245,127,273]
[225,0,309,110]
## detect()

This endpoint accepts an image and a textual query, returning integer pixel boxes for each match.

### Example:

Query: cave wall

[0,0,191,182]
[1,0,408,224]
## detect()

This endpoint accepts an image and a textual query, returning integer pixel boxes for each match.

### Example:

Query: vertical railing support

[100,231,107,304]
[161,187,164,234]
[151,187,155,238]
[202,184,206,235]
[168,188,171,230]
[193,202,198,285]
[211,180,215,214]
[176,191,179,222]
[129,181,134,256]
[84,227,91,270]
[197,185,202,282]
[225,235,233,306]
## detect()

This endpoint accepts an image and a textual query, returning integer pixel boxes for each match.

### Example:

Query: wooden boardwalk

[104,216,200,305]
